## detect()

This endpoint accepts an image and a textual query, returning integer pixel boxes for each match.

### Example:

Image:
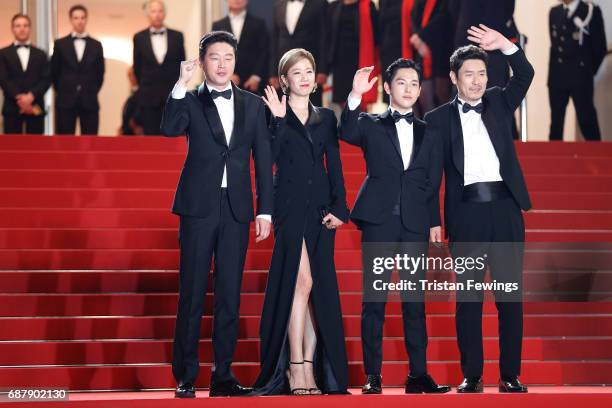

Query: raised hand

[178,59,198,87]
[351,66,378,98]
[467,24,514,52]
[262,85,286,118]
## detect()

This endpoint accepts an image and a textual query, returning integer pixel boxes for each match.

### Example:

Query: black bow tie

[210,89,232,100]
[462,102,484,114]
[151,30,165,36]
[392,110,414,124]
[289,0,304,2]
[15,44,30,49]
[71,35,87,40]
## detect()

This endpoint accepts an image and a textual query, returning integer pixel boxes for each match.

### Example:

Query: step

[0,361,610,389]
[0,208,610,229]
[1,337,610,366]
[1,270,610,294]
[0,313,610,337]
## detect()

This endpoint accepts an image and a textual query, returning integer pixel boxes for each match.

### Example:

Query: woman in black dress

[252,48,350,396]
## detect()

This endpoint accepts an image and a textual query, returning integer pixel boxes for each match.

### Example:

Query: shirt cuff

[256,214,272,222]
[501,44,519,56]
[347,94,361,111]
[171,83,187,99]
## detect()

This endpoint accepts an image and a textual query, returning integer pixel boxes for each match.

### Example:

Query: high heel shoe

[304,360,322,395]
[286,361,309,396]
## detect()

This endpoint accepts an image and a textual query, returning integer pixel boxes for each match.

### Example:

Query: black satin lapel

[450,99,464,177]
[294,0,311,33]
[144,33,157,65]
[380,111,404,169]
[287,106,315,158]
[80,38,93,65]
[480,99,505,159]
[410,120,425,166]
[230,84,245,149]
[198,84,229,147]
[8,47,23,73]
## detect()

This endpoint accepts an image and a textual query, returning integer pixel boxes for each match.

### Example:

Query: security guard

[548,0,607,141]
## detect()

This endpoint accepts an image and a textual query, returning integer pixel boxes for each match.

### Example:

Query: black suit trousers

[56,104,99,135]
[3,114,44,134]
[360,214,429,377]
[449,197,524,379]
[548,78,601,141]
[172,189,250,385]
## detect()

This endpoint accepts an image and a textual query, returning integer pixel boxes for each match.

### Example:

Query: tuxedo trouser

[549,79,601,141]
[3,114,44,134]
[172,189,250,385]
[56,105,99,135]
[360,215,429,377]
[450,196,525,378]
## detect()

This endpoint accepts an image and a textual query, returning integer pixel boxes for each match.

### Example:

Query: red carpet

[0,136,611,399]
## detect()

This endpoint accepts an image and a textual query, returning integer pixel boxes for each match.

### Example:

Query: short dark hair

[198,31,238,60]
[450,45,488,73]
[384,58,423,85]
[69,4,88,18]
[11,13,31,26]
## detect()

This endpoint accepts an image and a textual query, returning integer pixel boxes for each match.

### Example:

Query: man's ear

[383,81,391,96]
[449,71,457,86]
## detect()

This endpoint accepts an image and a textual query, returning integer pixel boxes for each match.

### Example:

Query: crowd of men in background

[0,0,607,140]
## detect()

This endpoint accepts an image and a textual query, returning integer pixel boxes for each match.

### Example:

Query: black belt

[462,181,510,203]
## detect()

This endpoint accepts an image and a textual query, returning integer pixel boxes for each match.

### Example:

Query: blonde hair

[277,48,316,94]
[143,0,165,13]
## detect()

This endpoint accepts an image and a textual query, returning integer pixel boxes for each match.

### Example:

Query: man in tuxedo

[212,0,269,95]
[548,0,607,141]
[339,60,449,395]
[133,0,185,135]
[424,25,534,393]
[0,14,50,134]
[161,31,273,398]
[51,4,105,135]
[270,0,328,106]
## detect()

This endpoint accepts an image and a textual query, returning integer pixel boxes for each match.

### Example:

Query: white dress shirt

[347,95,413,170]
[171,82,271,221]
[14,41,31,71]
[71,32,87,62]
[149,27,168,64]
[229,9,247,41]
[458,96,502,186]
[286,0,305,35]
[459,43,519,186]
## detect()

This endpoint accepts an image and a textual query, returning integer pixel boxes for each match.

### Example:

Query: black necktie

[462,102,484,114]
[210,89,232,100]
[392,110,414,124]
[15,44,30,49]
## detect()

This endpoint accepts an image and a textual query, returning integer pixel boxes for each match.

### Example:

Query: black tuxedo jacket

[339,106,443,235]
[0,44,51,116]
[424,49,534,239]
[133,28,185,107]
[51,35,105,110]
[212,13,269,86]
[271,0,328,75]
[160,83,273,223]
[449,0,517,48]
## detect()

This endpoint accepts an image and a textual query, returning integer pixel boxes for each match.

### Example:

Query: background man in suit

[425,25,534,394]
[548,0,607,141]
[212,0,269,95]
[160,31,273,399]
[51,4,105,135]
[339,60,449,395]
[270,0,328,106]
[0,14,51,134]
[133,0,184,135]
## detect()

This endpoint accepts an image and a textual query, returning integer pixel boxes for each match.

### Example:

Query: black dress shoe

[175,383,195,398]
[362,374,382,394]
[499,377,528,393]
[209,379,254,397]
[457,377,483,393]
[405,374,451,394]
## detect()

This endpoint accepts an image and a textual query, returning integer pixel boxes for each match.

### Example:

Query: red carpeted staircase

[0,135,611,398]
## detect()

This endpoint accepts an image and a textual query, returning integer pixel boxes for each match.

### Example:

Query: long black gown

[252,103,350,395]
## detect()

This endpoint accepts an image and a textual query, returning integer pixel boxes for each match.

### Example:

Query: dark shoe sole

[174,392,195,398]
[406,386,452,394]
[499,387,528,393]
